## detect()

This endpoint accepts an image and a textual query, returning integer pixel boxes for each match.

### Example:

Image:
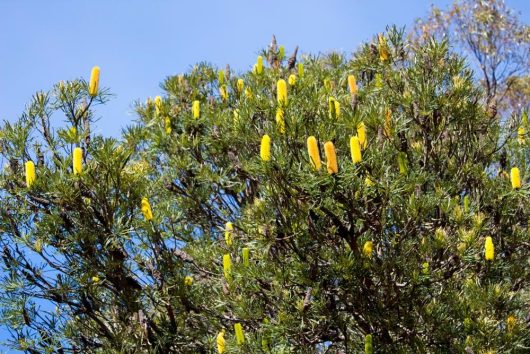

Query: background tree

[0,28,529,353]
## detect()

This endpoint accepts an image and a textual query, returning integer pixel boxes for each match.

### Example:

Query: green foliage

[0,27,529,353]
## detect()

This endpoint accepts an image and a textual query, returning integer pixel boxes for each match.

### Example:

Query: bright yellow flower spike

[242,247,250,266]
[357,122,367,149]
[141,197,153,221]
[288,74,297,86]
[256,55,263,74]
[237,79,244,94]
[307,136,321,171]
[363,241,374,258]
[348,75,358,95]
[224,222,233,246]
[518,126,526,144]
[155,96,162,115]
[184,276,193,286]
[192,100,200,119]
[378,34,389,62]
[324,141,338,174]
[245,87,253,100]
[25,161,36,188]
[484,236,494,261]
[260,135,271,161]
[88,66,100,97]
[223,254,232,280]
[73,147,83,175]
[507,315,516,332]
[234,323,245,345]
[350,136,362,164]
[277,79,287,106]
[375,73,383,88]
[218,70,225,85]
[511,167,521,189]
[216,329,226,354]
[220,85,228,101]
[334,100,341,118]
[164,117,172,134]
[298,63,304,77]
[276,107,285,134]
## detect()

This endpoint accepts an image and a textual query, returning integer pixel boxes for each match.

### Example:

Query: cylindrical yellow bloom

[217,330,226,354]
[276,107,285,134]
[511,167,521,189]
[378,34,389,62]
[307,136,321,171]
[334,100,341,118]
[350,136,362,164]
[242,247,250,266]
[218,70,225,85]
[223,254,232,280]
[277,79,287,106]
[237,79,244,94]
[260,135,271,161]
[220,85,228,101]
[25,161,36,188]
[245,87,253,100]
[88,66,100,97]
[225,222,233,246]
[507,315,516,332]
[234,323,245,345]
[363,241,374,258]
[518,126,526,144]
[141,197,153,221]
[357,122,367,149]
[484,236,494,261]
[278,45,285,60]
[375,73,383,88]
[155,96,162,115]
[192,100,200,119]
[298,63,304,77]
[288,74,297,86]
[73,147,83,175]
[164,117,172,134]
[184,276,193,286]
[256,55,263,74]
[348,75,358,95]
[324,141,338,174]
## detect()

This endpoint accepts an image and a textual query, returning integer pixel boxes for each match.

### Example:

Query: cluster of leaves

[0,27,529,353]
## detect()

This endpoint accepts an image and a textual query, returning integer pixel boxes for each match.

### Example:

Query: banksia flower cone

[237,79,244,94]
[348,75,358,95]
[277,79,287,106]
[357,122,367,149]
[73,147,83,175]
[223,254,232,280]
[288,74,296,86]
[307,136,321,170]
[260,135,271,161]
[25,161,36,188]
[155,96,162,115]
[88,66,100,97]
[192,100,200,119]
[141,197,153,221]
[363,241,374,258]
[217,329,226,353]
[255,55,263,74]
[511,167,521,189]
[518,126,526,144]
[276,108,285,134]
[350,136,362,164]
[225,222,233,246]
[484,236,494,261]
[242,247,250,266]
[324,141,338,174]
[378,34,389,62]
[220,86,228,101]
[234,323,245,345]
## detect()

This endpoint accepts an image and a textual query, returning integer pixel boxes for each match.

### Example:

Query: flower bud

[234,323,245,345]
[224,222,233,246]
[223,254,232,280]
[88,66,100,97]
[141,197,153,221]
[357,122,367,149]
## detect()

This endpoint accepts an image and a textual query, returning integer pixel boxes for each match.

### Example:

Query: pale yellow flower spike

[484,236,494,261]
[220,86,228,102]
[276,108,285,134]
[348,75,358,95]
[155,96,162,115]
[245,87,253,100]
[192,100,200,119]
[164,117,172,134]
[234,323,245,345]
[298,63,304,77]
[216,329,226,354]
[350,136,362,164]
[324,141,338,174]
[88,66,100,97]
[260,135,271,161]
[223,254,232,280]
[25,161,36,188]
[306,136,321,171]
[224,222,233,246]
[357,122,367,149]
[242,247,250,266]
[73,147,83,175]
[256,55,263,74]
[277,79,287,106]
[184,276,193,286]
[511,167,521,189]
[141,197,153,221]
[378,34,389,62]
[237,79,244,94]
[334,100,341,118]
[288,74,297,86]
[363,241,374,258]
[518,126,526,144]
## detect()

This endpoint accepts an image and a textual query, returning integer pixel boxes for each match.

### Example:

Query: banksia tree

[0,28,529,353]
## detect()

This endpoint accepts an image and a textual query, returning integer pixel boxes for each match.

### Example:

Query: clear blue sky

[0,0,528,351]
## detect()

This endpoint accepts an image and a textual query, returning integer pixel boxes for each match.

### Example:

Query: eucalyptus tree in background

[0,27,529,353]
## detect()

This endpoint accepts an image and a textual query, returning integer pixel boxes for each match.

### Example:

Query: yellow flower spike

[184,276,193,286]
[277,79,287,106]
[298,63,304,77]
[164,117,172,134]
[219,85,228,102]
[73,147,83,175]
[233,109,240,123]
[324,141,338,174]
[192,100,200,119]
[348,75,358,95]
[378,33,389,62]
[357,122,367,149]
[384,108,392,137]
[256,55,263,75]
[88,66,100,97]
[242,247,250,266]
[237,79,244,94]
[363,241,374,258]
[375,73,383,88]
[334,100,341,118]
[218,70,225,85]
[518,126,526,144]
[288,74,297,86]
[216,329,226,354]
[141,197,153,221]
[276,107,285,134]
[155,96,162,115]
[224,222,233,246]
[91,276,100,283]
[260,135,271,161]
[25,161,36,188]
[307,136,321,171]
[223,254,232,280]
[507,315,516,332]
[278,45,285,60]
[510,167,521,189]
[350,136,362,164]
[234,323,245,345]
[324,78,332,91]
[244,87,253,100]
[328,97,339,118]
[484,236,494,261]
